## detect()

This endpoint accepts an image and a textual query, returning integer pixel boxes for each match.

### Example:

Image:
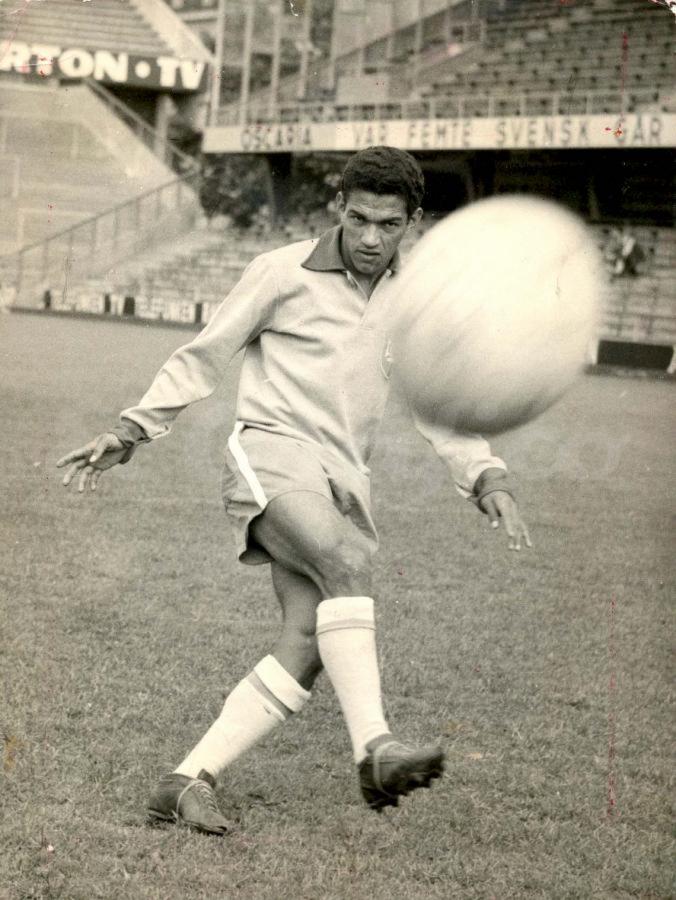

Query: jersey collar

[301,225,401,275]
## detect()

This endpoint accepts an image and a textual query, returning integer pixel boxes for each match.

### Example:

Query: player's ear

[407,208,423,230]
[335,191,346,214]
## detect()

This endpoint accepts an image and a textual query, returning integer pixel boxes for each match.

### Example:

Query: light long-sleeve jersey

[116,226,507,498]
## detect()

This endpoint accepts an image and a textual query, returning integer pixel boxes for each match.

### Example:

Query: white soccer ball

[390,195,602,434]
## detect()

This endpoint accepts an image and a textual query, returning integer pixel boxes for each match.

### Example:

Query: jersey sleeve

[413,412,507,499]
[116,254,279,441]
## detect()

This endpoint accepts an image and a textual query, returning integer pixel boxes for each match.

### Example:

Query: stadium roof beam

[209,0,315,127]
[238,0,255,125]
[209,0,228,125]
[297,0,315,102]
[268,2,284,118]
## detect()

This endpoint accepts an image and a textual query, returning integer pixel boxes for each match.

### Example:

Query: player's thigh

[251,490,374,597]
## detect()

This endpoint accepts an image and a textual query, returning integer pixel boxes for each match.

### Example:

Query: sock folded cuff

[316,596,375,635]
[238,675,287,723]
[253,655,311,714]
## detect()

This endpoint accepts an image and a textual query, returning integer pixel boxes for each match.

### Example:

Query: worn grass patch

[2,314,673,899]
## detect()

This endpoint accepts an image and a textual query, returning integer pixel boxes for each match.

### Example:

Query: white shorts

[221,424,378,565]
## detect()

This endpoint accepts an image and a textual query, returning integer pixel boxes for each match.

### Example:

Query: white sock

[316,596,390,763]
[174,655,311,780]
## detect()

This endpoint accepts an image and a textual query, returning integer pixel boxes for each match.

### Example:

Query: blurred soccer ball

[391,195,602,435]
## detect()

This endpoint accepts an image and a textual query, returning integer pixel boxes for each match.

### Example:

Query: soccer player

[57,146,531,835]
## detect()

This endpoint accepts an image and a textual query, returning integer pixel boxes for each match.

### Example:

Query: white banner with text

[203,113,676,154]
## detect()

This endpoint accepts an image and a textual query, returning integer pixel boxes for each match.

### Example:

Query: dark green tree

[199,155,271,227]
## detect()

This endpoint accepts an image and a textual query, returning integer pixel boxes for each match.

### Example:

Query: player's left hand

[480,491,532,551]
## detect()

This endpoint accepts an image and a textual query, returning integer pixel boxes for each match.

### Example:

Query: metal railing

[216,87,663,126]
[8,172,202,302]
[86,79,199,174]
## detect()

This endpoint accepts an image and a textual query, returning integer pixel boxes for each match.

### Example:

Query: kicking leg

[252,491,389,759]
[251,491,444,810]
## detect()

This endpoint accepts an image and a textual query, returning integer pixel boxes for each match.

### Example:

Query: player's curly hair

[339,146,425,218]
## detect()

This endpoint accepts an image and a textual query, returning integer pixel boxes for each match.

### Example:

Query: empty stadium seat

[231,0,673,125]
[0,0,172,57]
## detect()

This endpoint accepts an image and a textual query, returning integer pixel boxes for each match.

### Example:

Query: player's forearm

[441,442,509,501]
[118,339,229,440]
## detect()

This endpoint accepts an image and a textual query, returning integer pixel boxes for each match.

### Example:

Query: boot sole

[146,808,227,836]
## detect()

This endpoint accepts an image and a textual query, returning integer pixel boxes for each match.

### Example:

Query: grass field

[2,312,674,900]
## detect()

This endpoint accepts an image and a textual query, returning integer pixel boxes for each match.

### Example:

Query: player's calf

[271,562,324,689]
[272,629,323,690]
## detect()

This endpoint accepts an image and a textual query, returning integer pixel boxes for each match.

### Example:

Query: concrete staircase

[0,81,181,256]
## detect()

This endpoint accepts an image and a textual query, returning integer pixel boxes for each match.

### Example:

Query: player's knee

[320,535,373,596]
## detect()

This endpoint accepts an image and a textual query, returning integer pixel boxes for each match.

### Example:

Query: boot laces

[191,779,220,814]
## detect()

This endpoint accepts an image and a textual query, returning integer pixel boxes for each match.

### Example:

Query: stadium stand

[0,0,170,57]
[418,0,674,117]
[218,0,673,124]
[0,81,180,255]
[598,226,676,348]
[3,0,674,370]
[0,0,211,298]
[25,219,672,363]
[22,218,317,325]
[166,0,335,107]
[0,0,210,60]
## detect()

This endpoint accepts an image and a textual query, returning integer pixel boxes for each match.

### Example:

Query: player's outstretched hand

[56,433,128,493]
[481,491,532,551]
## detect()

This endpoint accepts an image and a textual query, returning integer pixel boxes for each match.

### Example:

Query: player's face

[337,190,421,280]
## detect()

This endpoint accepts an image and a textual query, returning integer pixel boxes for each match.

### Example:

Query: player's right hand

[56,433,129,493]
